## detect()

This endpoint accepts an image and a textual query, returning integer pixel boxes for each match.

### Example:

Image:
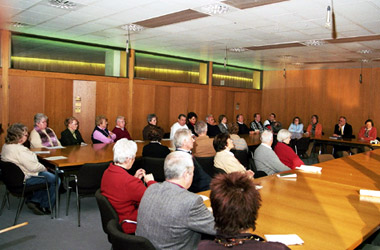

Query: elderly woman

[142,126,170,158]
[218,114,228,134]
[29,113,61,148]
[288,116,304,133]
[358,119,377,142]
[213,133,254,177]
[227,123,248,151]
[91,115,116,144]
[198,172,290,250]
[112,116,132,142]
[274,129,304,169]
[193,121,216,157]
[1,123,59,215]
[101,139,155,234]
[187,112,198,136]
[306,115,322,137]
[142,113,160,140]
[60,117,84,146]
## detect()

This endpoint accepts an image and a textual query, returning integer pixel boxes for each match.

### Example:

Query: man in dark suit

[236,114,253,135]
[333,116,354,157]
[136,151,216,250]
[205,114,221,137]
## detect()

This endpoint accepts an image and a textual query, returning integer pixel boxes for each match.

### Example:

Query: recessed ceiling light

[8,22,29,28]
[292,62,304,66]
[358,49,372,54]
[302,40,326,46]
[48,0,77,9]
[199,3,230,15]
[121,24,144,32]
[229,48,248,53]
[361,59,370,63]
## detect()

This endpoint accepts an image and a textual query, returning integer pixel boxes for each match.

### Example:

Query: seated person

[91,115,116,144]
[250,113,264,133]
[213,133,254,177]
[227,123,248,151]
[254,130,290,176]
[170,114,188,139]
[274,129,304,169]
[206,114,221,137]
[29,113,61,148]
[142,126,170,158]
[143,113,159,140]
[136,151,216,250]
[187,112,198,136]
[218,114,228,134]
[2,123,59,215]
[306,115,322,137]
[60,116,84,146]
[332,116,353,157]
[101,139,155,234]
[358,119,377,142]
[112,116,132,142]
[198,172,290,250]
[288,116,304,133]
[193,121,216,157]
[236,114,252,135]
[263,113,276,130]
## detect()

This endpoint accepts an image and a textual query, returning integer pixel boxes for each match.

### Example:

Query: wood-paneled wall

[262,67,380,136]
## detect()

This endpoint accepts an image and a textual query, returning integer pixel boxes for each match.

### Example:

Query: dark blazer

[60,129,84,146]
[334,123,353,138]
[142,142,170,158]
[237,122,251,135]
[187,122,198,137]
[207,124,221,137]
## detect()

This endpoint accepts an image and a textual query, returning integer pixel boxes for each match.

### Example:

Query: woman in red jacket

[358,119,377,142]
[274,129,304,169]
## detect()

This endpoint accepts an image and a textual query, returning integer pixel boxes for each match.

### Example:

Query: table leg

[55,166,59,218]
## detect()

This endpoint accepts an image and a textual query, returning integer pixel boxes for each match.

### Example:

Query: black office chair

[194,156,225,178]
[231,149,250,169]
[95,189,119,243]
[107,219,156,250]
[142,157,165,182]
[247,155,267,178]
[0,161,53,225]
[66,161,110,227]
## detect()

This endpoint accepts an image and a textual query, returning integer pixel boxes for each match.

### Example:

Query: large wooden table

[199,149,380,250]
[311,135,380,151]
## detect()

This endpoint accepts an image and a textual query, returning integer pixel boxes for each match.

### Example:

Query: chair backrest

[194,156,215,178]
[77,161,111,190]
[0,161,25,192]
[95,189,119,236]
[107,219,156,250]
[231,149,249,169]
[142,157,165,182]
[318,154,335,163]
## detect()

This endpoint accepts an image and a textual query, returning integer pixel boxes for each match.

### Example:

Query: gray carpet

[0,184,110,250]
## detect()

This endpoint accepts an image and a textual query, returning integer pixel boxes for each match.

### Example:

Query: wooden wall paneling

[8,76,45,131]
[44,78,73,136]
[247,91,262,123]
[95,81,108,118]
[233,92,249,125]
[187,88,208,122]
[73,80,96,143]
[1,30,10,145]
[262,71,286,124]
[132,83,156,139]
[169,87,189,125]
[210,89,227,120]
[369,68,380,131]
[154,85,171,134]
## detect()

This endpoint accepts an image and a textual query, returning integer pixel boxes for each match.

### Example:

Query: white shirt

[170,122,188,139]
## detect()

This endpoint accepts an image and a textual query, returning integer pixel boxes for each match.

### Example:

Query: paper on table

[360,195,380,204]
[360,189,380,197]
[296,165,322,173]
[277,173,297,178]
[44,156,68,161]
[255,185,263,190]
[265,234,304,246]
[80,142,88,146]
[44,146,65,149]
[198,194,209,201]
[34,151,51,154]
[161,138,171,141]
[207,207,213,213]
[134,140,144,143]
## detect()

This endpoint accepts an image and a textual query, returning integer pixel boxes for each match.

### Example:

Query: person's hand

[249,130,255,135]
[143,173,154,183]
[333,134,338,137]
[134,168,145,179]
[246,170,255,178]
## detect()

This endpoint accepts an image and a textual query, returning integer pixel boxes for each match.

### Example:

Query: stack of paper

[296,165,322,173]
[277,173,297,178]
[360,189,380,197]
[44,156,67,161]
[45,146,65,149]
[34,151,51,154]
[265,234,304,245]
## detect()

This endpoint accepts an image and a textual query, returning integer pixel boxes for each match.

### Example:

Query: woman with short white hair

[274,129,304,169]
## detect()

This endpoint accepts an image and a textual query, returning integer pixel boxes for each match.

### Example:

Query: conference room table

[199,149,380,250]
[311,135,380,153]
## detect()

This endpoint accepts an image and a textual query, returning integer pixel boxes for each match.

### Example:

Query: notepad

[360,189,380,197]
[255,185,263,190]
[198,195,209,201]
[44,146,65,149]
[265,234,304,245]
[44,156,67,161]
[277,173,297,178]
[34,151,51,154]
[80,142,87,146]
[296,165,322,173]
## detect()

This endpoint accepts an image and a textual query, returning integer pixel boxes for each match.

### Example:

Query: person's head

[210,172,261,235]
[164,151,194,189]
[260,130,273,146]
[311,115,319,125]
[95,115,108,129]
[271,121,282,134]
[147,126,164,142]
[206,114,215,125]
[254,113,261,122]
[269,113,276,121]
[173,128,193,150]
[5,123,28,145]
[338,116,347,126]
[236,114,244,123]
[277,129,292,144]
[178,114,187,126]
[187,112,197,125]
[34,113,48,130]
[365,119,374,129]
[213,133,233,152]
[64,117,79,131]
[113,138,137,169]
[195,121,207,136]
[115,116,126,128]
[218,114,227,124]
[147,114,157,126]
[293,116,302,125]
[228,122,239,134]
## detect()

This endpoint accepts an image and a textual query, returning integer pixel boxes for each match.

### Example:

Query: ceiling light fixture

[302,40,326,46]
[9,22,28,28]
[48,0,77,9]
[200,3,229,15]
[325,4,332,28]
[358,49,372,54]
[292,62,304,66]
[361,59,370,63]
[121,24,144,32]
[229,47,248,53]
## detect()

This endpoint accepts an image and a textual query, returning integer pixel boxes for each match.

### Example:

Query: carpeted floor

[0,184,110,250]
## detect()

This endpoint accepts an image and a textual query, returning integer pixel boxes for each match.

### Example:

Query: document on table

[34,151,51,154]
[134,140,144,143]
[44,156,68,161]
[265,234,304,245]
[360,189,380,197]
[80,142,88,146]
[296,165,322,173]
[44,146,65,149]
[198,194,209,201]
[277,173,297,178]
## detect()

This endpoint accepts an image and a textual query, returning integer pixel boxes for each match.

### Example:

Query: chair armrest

[121,219,137,225]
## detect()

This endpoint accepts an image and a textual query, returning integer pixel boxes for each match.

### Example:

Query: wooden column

[127,49,135,135]
[1,29,10,144]
[207,61,213,114]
